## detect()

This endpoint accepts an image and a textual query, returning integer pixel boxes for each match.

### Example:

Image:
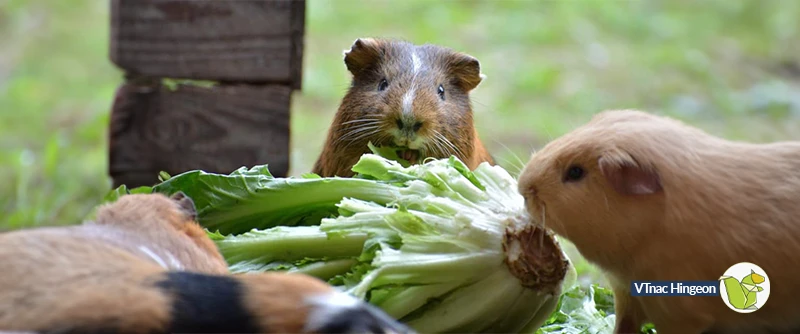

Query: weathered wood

[110,0,305,86]
[108,80,291,188]
[289,0,306,90]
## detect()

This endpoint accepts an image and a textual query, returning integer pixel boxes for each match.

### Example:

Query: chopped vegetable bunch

[106,151,580,333]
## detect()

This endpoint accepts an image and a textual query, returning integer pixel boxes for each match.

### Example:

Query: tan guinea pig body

[312,38,495,177]
[517,109,800,334]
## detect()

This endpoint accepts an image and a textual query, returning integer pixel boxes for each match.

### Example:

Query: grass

[2,0,799,292]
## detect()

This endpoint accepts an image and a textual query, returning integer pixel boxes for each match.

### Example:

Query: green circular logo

[719,262,770,313]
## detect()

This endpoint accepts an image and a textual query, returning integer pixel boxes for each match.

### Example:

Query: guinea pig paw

[303,292,416,334]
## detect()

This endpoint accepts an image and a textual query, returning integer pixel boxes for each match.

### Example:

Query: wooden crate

[107,0,305,188]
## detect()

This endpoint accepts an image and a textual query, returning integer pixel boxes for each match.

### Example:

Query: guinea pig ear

[170,191,197,220]
[597,150,663,196]
[343,38,384,76]
[447,52,484,91]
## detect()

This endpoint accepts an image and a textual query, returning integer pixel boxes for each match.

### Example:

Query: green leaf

[536,284,616,334]
[158,171,172,182]
[448,155,486,191]
[101,184,153,204]
[150,164,402,235]
[368,141,412,168]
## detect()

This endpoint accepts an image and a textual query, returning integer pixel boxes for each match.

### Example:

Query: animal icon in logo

[719,262,770,313]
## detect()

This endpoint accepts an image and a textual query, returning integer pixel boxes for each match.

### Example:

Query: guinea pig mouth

[396,149,421,164]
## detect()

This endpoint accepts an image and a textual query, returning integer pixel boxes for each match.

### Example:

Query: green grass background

[2,0,799,286]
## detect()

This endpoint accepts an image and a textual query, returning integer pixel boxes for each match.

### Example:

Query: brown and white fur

[517,109,800,334]
[0,192,414,334]
[313,38,494,177]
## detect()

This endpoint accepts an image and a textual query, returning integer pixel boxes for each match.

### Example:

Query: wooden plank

[289,0,306,90]
[110,0,303,85]
[108,80,291,188]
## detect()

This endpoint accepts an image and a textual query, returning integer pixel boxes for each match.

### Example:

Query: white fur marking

[403,49,422,117]
[412,50,421,74]
[303,292,361,332]
[402,89,415,116]
[165,251,184,270]
[138,245,168,269]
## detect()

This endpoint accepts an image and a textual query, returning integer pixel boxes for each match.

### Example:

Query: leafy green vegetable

[537,284,657,334]
[101,184,152,204]
[150,164,402,235]
[106,153,580,333]
[367,141,412,168]
[536,284,616,334]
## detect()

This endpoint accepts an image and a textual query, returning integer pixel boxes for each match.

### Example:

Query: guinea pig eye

[437,84,445,100]
[378,79,389,91]
[563,165,586,183]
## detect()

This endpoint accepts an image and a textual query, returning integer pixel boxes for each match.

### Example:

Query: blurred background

[1,0,799,284]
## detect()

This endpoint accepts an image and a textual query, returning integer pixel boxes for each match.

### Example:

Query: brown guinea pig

[312,38,495,177]
[517,109,800,334]
[0,192,414,334]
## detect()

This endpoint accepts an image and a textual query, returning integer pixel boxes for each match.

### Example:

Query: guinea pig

[312,38,495,177]
[85,191,231,274]
[517,109,800,334]
[0,192,414,334]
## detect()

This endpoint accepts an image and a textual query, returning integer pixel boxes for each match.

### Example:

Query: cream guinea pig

[517,109,800,334]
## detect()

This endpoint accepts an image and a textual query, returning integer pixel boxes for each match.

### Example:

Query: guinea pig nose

[395,118,423,133]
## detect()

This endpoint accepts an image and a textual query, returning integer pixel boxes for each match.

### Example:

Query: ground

[1,0,799,286]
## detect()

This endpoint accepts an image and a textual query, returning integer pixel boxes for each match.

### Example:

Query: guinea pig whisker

[428,136,447,158]
[541,205,546,231]
[338,132,376,148]
[540,206,546,251]
[495,157,523,176]
[422,142,434,158]
[373,133,392,148]
[492,140,527,173]
[343,131,387,153]
[490,151,523,175]
[335,125,381,144]
[542,206,570,242]
[432,132,451,154]
[435,139,449,158]
[444,135,465,159]
[336,123,380,137]
[343,121,382,133]
[340,118,383,126]
[346,127,383,145]
[434,131,464,160]
[424,134,441,157]
[527,216,536,244]
[435,134,455,158]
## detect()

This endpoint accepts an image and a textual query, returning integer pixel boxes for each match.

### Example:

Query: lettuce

[109,153,578,333]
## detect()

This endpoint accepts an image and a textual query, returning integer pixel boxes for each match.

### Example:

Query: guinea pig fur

[517,109,800,334]
[313,37,495,177]
[0,193,414,334]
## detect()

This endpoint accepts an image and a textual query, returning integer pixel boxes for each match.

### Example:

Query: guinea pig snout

[395,118,423,134]
[391,115,427,149]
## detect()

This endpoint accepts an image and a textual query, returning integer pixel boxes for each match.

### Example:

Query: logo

[719,262,770,313]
